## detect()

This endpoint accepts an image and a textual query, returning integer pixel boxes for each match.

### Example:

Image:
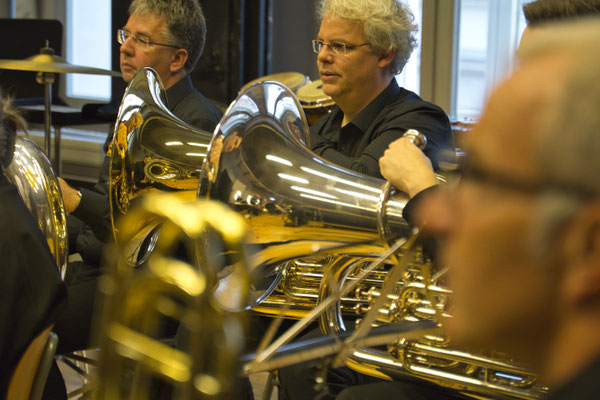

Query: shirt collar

[165,74,193,110]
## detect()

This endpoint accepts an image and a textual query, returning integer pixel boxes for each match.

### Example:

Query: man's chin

[321,83,339,99]
[121,71,133,83]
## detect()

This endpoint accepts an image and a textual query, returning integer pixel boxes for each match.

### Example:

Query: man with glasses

[277,3,455,399]
[308,0,452,179]
[410,19,600,400]
[47,1,222,396]
[378,17,600,400]
[116,0,221,131]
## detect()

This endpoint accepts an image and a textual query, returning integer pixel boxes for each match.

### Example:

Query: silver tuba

[4,136,68,278]
[196,81,546,399]
[109,67,215,265]
[197,81,412,308]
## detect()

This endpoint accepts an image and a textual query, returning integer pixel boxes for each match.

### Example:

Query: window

[65,0,112,102]
[396,0,422,94]
[455,0,529,121]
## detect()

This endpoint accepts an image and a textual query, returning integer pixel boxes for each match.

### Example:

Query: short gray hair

[129,0,206,73]
[317,0,418,75]
[525,19,600,256]
[523,0,600,27]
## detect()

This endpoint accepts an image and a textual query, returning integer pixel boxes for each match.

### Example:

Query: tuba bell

[197,81,412,309]
[4,136,68,278]
[109,67,215,266]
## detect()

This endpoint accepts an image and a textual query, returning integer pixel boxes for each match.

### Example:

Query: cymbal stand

[35,42,60,175]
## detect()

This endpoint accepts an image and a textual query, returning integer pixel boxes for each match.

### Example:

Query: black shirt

[310,79,452,178]
[165,74,223,133]
[0,174,67,393]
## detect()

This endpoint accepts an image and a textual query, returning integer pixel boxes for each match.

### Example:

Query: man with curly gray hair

[309,0,452,179]
[278,3,455,397]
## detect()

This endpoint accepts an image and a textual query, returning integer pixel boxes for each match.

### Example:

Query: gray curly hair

[317,0,418,75]
[129,0,206,73]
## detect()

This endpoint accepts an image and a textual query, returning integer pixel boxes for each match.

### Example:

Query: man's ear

[560,202,600,307]
[378,49,395,70]
[170,48,188,74]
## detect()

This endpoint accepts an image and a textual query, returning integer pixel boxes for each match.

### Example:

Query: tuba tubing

[109,67,215,266]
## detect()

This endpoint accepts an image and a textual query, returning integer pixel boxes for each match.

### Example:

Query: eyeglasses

[458,157,596,200]
[312,40,369,55]
[117,29,180,50]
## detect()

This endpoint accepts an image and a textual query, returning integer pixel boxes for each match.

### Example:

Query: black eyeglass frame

[117,29,181,50]
[455,157,597,200]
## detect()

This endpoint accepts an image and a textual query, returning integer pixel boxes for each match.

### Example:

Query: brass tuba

[4,136,68,278]
[109,67,214,266]
[197,81,412,309]
[96,193,250,399]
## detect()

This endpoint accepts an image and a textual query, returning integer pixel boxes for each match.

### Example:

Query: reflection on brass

[198,81,410,309]
[316,243,548,399]
[4,137,68,278]
[96,193,249,399]
[109,67,215,266]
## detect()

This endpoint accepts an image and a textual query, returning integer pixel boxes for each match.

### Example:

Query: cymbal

[0,52,121,77]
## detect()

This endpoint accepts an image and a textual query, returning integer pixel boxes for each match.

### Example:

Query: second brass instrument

[109,67,214,266]
[4,136,68,277]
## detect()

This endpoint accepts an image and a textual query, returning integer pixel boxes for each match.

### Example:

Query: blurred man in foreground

[0,94,66,396]
[391,19,600,399]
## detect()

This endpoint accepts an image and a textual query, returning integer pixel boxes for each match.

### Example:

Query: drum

[240,72,309,94]
[297,79,335,125]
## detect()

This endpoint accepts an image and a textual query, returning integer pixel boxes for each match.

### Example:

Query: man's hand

[58,177,82,213]
[379,137,438,198]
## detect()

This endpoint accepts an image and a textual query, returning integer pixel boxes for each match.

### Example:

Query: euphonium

[96,193,250,399]
[4,136,68,278]
[109,67,214,265]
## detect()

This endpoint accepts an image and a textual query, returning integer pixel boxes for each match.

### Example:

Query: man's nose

[317,46,334,64]
[120,37,134,54]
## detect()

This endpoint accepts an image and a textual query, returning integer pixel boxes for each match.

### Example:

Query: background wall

[271,0,319,80]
